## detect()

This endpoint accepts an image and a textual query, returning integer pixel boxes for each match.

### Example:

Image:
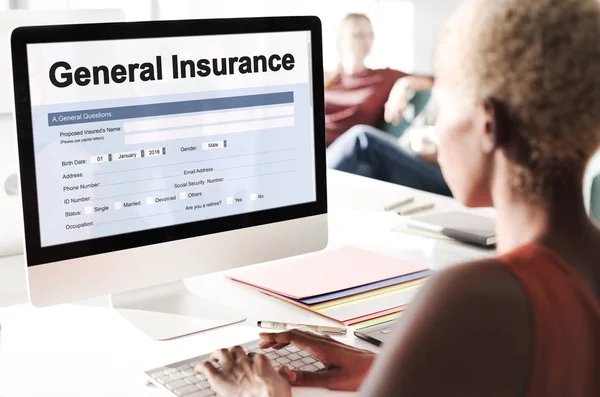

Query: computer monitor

[11,17,327,339]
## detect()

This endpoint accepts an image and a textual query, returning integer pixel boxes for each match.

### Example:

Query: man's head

[337,13,374,67]
[434,0,600,207]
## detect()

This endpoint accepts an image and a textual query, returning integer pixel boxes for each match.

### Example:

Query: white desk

[0,170,495,397]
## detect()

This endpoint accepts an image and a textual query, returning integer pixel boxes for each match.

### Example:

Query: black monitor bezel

[11,16,327,267]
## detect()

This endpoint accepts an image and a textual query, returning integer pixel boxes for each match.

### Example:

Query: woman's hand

[385,75,435,125]
[409,127,439,163]
[385,78,412,125]
[195,346,292,397]
[260,329,376,391]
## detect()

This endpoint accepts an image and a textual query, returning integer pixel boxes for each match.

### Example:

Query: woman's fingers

[259,329,338,362]
[269,343,290,350]
[251,352,276,376]
[231,345,252,371]
[287,368,339,388]
[210,348,234,372]
[259,329,319,349]
[195,361,224,387]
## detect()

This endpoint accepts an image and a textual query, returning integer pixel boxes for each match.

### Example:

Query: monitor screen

[24,31,317,248]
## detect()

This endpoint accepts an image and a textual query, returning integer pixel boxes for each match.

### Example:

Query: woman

[197,0,600,395]
[323,13,433,146]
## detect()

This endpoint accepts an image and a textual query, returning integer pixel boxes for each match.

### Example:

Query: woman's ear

[482,98,512,153]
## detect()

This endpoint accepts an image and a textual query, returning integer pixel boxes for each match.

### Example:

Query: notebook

[407,211,496,247]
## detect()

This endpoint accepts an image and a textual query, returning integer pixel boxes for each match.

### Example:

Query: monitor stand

[110,280,246,340]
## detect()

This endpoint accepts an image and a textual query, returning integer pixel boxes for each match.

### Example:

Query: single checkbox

[84,206,93,215]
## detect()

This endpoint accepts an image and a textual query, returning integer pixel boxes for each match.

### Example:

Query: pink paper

[228,247,427,299]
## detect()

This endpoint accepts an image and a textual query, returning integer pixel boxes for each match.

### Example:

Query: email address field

[124,116,295,145]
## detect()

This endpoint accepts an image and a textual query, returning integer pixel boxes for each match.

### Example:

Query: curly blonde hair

[447,0,600,201]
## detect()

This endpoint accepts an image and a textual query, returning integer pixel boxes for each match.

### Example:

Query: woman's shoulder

[423,258,529,318]
[367,259,532,395]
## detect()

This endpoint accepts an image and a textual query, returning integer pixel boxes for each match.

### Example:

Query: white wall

[156,0,416,73]
[411,0,463,74]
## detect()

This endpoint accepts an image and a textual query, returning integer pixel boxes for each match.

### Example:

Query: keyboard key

[166,379,188,391]
[266,352,278,360]
[196,380,210,389]
[186,390,214,397]
[196,374,207,382]
[182,369,196,376]
[190,361,202,368]
[156,375,173,384]
[286,353,301,361]
[298,350,310,358]
[177,364,191,371]
[301,357,316,365]
[184,376,198,384]
[286,345,300,353]
[300,364,319,372]
[276,357,291,365]
[170,372,186,380]
[164,368,178,375]
[290,360,305,369]
[247,344,259,350]
[150,369,168,379]
[315,361,325,370]
[174,384,199,396]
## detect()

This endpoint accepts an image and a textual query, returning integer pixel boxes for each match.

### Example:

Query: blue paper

[299,269,434,305]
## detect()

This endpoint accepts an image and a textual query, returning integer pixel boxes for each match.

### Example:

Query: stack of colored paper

[228,247,433,327]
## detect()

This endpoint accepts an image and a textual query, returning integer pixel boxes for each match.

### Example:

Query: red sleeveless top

[499,244,600,397]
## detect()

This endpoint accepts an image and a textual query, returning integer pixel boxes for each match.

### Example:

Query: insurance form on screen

[26,31,316,247]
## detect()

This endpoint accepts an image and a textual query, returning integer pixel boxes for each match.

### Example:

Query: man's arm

[359,260,532,397]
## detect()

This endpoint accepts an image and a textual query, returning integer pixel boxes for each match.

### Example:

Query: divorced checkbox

[146,197,154,205]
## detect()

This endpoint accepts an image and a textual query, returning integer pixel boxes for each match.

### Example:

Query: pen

[257,321,347,335]
[384,197,415,211]
[397,203,435,216]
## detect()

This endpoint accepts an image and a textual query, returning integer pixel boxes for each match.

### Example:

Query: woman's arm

[384,76,434,125]
[359,260,532,397]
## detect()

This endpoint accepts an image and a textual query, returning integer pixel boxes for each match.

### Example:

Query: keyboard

[145,338,325,397]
